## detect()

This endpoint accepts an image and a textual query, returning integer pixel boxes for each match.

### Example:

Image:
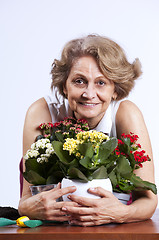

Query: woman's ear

[63,84,68,98]
[112,92,117,100]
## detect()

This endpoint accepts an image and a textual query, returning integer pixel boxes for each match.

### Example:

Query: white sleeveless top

[44,88,123,137]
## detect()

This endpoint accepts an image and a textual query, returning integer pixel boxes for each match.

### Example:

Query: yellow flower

[76,130,109,147]
[75,152,81,158]
[63,138,80,155]
[63,131,109,156]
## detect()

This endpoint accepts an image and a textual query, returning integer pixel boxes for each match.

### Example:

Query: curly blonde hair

[51,35,142,100]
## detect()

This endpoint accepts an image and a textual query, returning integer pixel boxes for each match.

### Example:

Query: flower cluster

[39,122,53,129]
[114,132,150,168]
[133,150,150,167]
[37,117,89,141]
[76,130,109,144]
[121,132,139,143]
[109,132,157,193]
[63,130,109,158]
[63,138,80,156]
[24,138,54,163]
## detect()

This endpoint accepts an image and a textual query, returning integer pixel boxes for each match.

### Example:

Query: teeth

[82,103,96,106]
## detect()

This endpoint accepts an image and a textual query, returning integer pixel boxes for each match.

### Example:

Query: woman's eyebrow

[70,72,87,79]
[72,71,106,79]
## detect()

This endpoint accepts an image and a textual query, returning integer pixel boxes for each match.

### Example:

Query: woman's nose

[82,85,96,99]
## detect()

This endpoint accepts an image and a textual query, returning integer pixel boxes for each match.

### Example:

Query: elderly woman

[18,35,157,226]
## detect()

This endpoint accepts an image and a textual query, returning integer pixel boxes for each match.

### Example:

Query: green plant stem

[93,145,99,167]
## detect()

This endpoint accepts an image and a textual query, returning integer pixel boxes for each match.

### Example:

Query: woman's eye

[74,78,85,84]
[97,80,106,86]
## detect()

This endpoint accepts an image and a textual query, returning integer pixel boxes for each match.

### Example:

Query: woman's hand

[62,187,129,226]
[19,184,78,221]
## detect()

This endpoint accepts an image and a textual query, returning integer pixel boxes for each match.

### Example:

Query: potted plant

[52,130,157,203]
[23,117,157,203]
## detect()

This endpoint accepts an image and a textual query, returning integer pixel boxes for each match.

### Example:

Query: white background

[0,0,159,209]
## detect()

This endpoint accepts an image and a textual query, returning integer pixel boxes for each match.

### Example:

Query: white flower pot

[61,178,112,202]
[113,192,131,205]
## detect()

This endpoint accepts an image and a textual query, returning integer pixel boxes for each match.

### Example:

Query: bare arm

[18,98,77,220]
[115,100,158,222]
[21,98,52,201]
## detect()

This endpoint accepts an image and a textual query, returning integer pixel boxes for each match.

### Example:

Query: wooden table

[0,209,159,240]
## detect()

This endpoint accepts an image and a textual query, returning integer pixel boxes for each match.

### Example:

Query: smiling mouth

[79,102,98,106]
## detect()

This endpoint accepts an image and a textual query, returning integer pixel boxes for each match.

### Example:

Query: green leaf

[98,138,118,161]
[55,132,64,142]
[23,170,46,185]
[68,167,88,182]
[78,143,94,158]
[47,161,60,175]
[118,181,134,192]
[68,158,79,168]
[108,170,118,187]
[130,174,157,194]
[46,171,64,184]
[91,166,108,179]
[117,156,132,177]
[52,141,73,164]
[79,156,92,169]
[122,137,131,147]
[25,158,42,174]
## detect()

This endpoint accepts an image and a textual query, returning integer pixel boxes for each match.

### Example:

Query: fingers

[55,201,79,210]
[61,205,98,226]
[61,205,113,226]
[41,201,79,221]
[66,193,100,207]
[45,185,77,200]
[56,182,61,189]
[62,205,94,216]
[88,187,113,198]
[66,187,113,207]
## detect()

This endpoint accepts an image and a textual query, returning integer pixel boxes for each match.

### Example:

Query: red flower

[121,132,139,143]
[134,150,150,164]
[39,122,53,129]
[118,139,124,145]
[138,163,143,168]
[75,128,83,133]
[137,143,141,148]
[48,123,53,128]
[63,121,72,126]
[115,151,120,156]
[54,122,62,127]
[77,119,88,124]
[63,117,76,123]
[39,123,47,129]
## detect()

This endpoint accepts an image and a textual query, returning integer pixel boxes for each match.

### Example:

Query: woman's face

[63,56,117,129]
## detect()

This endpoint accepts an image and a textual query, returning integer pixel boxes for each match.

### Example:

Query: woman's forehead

[70,56,103,77]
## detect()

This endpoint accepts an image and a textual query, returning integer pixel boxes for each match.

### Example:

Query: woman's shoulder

[111,99,142,122]
[117,100,142,117]
[116,99,145,136]
[27,97,48,112]
[25,97,52,126]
